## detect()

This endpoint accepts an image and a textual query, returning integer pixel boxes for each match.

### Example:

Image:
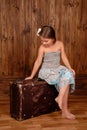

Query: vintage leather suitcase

[10,79,59,121]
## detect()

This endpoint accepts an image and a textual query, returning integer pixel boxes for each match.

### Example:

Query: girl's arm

[25,46,44,80]
[60,42,75,74]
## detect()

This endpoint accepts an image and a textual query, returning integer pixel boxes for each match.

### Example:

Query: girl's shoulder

[38,44,45,53]
[39,44,45,50]
[55,40,64,49]
[56,40,64,45]
[55,40,65,52]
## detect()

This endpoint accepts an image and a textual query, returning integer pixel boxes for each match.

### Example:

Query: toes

[62,113,76,120]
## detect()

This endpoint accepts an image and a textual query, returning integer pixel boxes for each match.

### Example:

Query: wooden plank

[0,0,2,70]
[23,0,32,76]
[48,0,56,27]
[1,0,8,76]
[7,0,14,76]
[76,0,87,74]
[13,0,24,76]
[30,0,38,70]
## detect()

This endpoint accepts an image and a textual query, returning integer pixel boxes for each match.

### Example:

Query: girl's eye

[44,40,48,42]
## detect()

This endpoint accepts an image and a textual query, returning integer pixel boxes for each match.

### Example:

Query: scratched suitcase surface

[10,79,59,121]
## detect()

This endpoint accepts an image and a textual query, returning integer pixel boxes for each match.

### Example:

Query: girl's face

[40,37,55,46]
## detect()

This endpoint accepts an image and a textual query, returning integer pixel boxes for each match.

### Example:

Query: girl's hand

[25,76,33,80]
[70,68,75,76]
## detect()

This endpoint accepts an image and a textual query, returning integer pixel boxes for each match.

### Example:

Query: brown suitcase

[10,79,59,121]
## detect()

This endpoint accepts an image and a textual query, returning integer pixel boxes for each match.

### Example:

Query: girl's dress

[38,51,75,93]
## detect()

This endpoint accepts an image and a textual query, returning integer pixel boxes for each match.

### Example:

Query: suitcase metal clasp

[31,82,34,86]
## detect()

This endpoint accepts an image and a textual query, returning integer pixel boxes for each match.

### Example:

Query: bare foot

[55,97,62,109]
[62,112,76,120]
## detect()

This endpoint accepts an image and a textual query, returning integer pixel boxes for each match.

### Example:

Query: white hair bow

[37,28,42,36]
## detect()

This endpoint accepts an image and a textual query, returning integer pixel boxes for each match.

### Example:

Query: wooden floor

[0,79,87,130]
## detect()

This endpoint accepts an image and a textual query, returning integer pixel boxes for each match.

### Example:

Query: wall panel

[0,0,87,79]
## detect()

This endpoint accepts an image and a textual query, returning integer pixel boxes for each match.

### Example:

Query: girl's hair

[38,26,56,40]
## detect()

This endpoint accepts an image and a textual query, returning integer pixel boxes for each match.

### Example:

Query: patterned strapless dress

[38,51,75,93]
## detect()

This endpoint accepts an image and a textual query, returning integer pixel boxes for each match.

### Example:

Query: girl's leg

[55,85,76,120]
[61,85,76,119]
[55,85,68,109]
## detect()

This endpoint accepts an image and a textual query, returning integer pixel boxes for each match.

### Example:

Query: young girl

[25,25,76,120]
